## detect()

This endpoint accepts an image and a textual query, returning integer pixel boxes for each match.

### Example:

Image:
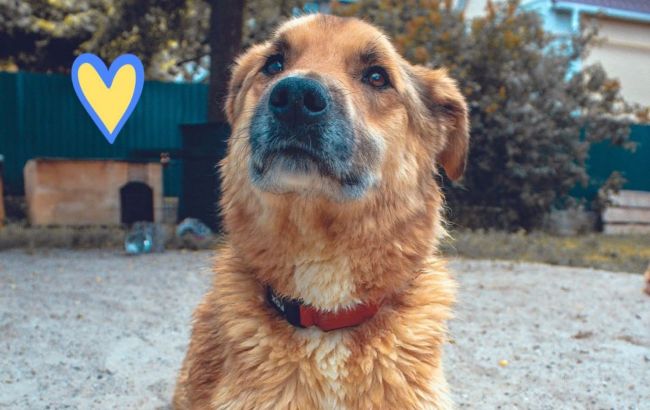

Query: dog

[173,14,469,409]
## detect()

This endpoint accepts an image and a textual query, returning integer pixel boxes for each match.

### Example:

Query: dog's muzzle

[247,74,378,200]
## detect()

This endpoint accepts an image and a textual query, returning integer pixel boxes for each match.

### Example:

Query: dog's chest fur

[292,253,360,310]
[209,314,451,410]
[303,329,351,410]
[182,253,455,410]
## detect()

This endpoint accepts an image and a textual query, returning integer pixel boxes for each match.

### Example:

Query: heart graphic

[71,54,144,144]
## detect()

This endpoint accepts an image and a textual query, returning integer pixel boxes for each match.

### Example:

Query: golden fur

[174,14,469,409]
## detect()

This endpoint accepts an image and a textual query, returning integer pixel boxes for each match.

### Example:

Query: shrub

[334,0,643,230]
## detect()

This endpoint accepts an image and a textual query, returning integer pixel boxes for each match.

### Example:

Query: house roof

[559,0,650,14]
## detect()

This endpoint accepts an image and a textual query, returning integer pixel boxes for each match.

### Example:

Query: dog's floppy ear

[411,65,469,181]
[225,44,266,124]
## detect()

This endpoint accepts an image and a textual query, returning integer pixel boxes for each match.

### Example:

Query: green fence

[0,70,648,201]
[579,124,650,200]
[0,71,208,196]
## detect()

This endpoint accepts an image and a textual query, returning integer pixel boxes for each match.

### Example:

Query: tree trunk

[208,0,245,123]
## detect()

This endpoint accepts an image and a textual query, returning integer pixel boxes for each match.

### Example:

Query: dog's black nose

[269,77,329,125]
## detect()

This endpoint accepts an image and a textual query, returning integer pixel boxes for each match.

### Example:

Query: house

[459,0,650,107]
[460,0,650,233]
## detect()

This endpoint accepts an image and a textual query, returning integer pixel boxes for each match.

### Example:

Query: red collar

[266,286,380,332]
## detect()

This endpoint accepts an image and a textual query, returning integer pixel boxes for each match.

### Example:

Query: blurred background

[0,0,648,267]
[1,2,649,409]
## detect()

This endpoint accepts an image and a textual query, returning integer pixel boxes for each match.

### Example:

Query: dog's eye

[263,55,284,76]
[363,67,390,89]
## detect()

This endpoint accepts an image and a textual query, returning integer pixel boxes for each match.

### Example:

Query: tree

[242,0,305,46]
[206,0,306,121]
[0,0,203,79]
[0,0,304,121]
[334,0,644,230]
[207,0,245,122]
[0,0,304,76]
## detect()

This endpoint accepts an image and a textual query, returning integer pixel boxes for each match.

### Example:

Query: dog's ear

[411,65,469,181]
[225,44,266,124]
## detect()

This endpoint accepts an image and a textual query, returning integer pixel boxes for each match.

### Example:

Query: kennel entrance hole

[120,182,154,224]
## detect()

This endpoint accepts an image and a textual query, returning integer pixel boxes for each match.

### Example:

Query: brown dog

[173,14,469,409]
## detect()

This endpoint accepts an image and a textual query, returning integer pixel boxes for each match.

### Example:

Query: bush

[334,0,643,230]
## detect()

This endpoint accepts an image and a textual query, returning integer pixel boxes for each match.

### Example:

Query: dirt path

[0,250,647,409]
[445,260,649,409]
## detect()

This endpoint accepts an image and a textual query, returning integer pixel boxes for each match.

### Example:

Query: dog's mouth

[268,145,324,169]
[253,143,332,177]
[249,139,372,200]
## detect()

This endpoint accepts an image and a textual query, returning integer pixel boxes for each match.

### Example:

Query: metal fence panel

[0,71,208,196]
[582,124,650,198]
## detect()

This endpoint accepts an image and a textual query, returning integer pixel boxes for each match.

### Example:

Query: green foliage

[0,0,303,81]
[0,0,203,79]
[335,0,643,230]
[243,0,305,46]
[0,0,197,79]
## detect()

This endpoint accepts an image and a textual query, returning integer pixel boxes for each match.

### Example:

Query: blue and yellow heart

[71,54,144,144]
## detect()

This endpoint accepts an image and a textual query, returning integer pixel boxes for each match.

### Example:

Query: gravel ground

[0,250,648,409]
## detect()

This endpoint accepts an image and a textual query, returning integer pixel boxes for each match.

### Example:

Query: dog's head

[224,14,467,201]
[220,15,468,301]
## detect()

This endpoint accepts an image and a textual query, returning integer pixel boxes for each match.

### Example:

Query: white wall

[584,16,650,107]
[457,0,650,107]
